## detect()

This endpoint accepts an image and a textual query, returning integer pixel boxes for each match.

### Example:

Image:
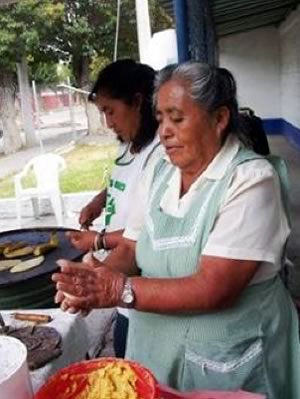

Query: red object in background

[159,384,266,399]
[34,357,160,399]
[34,357,265,399]
[40,93,61,111]
[60,93,71,107]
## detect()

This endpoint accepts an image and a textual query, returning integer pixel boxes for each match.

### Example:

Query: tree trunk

[86,101,105,136]
[16,57,37,147]
[74,56,105,136]
[0,70,22,155]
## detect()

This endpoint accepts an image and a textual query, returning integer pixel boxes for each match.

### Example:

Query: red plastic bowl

[34,357,161,399]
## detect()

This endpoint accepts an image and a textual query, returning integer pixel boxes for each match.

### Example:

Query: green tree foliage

[89,0,173,81]
[90,55,111,82]
[0,0,173,147]
[0,0,64,73]
[0,0,173,86]
[149,0,174,33]
[28,62,59,86]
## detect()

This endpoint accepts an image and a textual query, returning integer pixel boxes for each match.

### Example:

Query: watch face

[123,292,134,304]
[121,280,135,307]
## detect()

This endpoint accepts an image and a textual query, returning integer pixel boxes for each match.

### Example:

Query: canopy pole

[186,0,218,65]
[114,0,121,61]
[173,0,190,62]
[135,0,152,63]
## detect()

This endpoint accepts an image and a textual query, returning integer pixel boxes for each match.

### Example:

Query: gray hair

[153,62,239,135]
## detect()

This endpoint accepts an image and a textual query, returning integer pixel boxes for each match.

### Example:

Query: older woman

[53,63,300,397]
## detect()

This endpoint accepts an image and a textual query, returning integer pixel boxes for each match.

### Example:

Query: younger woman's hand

[79,204,100,229]
[66,230,96,252]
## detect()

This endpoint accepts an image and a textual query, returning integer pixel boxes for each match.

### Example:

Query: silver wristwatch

[120,278,135,308]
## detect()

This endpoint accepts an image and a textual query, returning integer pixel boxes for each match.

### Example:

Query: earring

[217,127,222,137]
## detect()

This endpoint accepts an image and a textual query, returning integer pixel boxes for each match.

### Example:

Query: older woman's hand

[52,259,126,313]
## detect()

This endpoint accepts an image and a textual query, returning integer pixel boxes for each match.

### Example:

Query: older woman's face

[156,79,227,172]
[96,95,141,143]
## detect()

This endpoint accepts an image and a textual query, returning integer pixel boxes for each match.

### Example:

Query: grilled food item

[10,255,45,273]
[0,241,10,248]
[3,242,27,255]
[11,312,52,324]
[0,242,11,255]
[33,232,59,256]
[49,232,59,246]
[4,246,34,258]
[0,259,21,271]
[34,243,57,256]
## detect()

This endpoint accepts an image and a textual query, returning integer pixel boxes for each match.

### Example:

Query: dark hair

[239,108,270,155]
[89,59,158,152]
[154,62,239,139]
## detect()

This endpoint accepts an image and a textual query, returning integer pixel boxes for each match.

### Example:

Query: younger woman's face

[95,95,141,143]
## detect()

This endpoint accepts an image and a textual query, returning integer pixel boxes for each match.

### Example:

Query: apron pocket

[181,337,267,393]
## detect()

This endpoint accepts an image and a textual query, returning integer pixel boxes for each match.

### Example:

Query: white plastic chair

[14,153,66,226]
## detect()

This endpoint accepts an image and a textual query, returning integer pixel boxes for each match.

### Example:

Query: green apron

[126,148,300,398]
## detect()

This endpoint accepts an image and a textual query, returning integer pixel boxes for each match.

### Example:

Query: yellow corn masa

[76,362,140,399]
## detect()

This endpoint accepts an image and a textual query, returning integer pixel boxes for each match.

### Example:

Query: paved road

[0,106,87,178]
[0,129,88,179]
[0,105,115,179]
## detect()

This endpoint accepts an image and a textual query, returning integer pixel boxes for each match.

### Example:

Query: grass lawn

[0,144,117,199]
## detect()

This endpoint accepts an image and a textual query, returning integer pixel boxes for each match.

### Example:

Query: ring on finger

[73,276,80,285]
[75,284,83,296]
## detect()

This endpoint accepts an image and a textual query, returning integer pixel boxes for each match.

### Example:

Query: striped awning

[159,0,300,37]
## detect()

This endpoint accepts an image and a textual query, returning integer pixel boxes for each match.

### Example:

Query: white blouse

[124,135,290,284]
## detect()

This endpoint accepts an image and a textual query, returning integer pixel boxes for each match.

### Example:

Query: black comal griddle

[0,227,84,310]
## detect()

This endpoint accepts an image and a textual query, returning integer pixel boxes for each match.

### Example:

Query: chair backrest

[30,153,65,192]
